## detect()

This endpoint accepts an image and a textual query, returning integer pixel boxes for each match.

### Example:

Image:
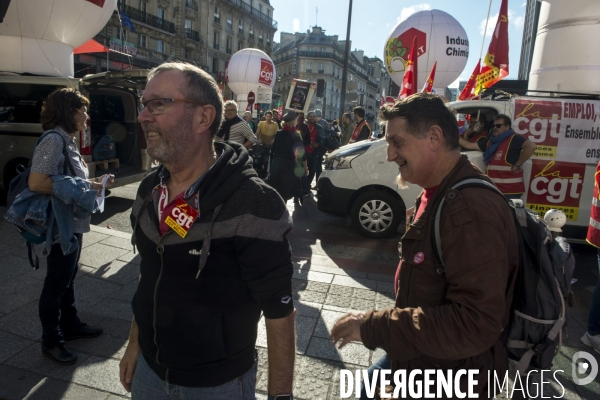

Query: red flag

[458,59,481,101]
[475,0,509,94]
[398,36,418,100]
[85,0,106,6]
[421,61,437,93]
[277,106,283,119]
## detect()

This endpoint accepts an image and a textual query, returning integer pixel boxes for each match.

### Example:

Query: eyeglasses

[224,108,237,112]
[493,123,508,128]
[140,98,197,115]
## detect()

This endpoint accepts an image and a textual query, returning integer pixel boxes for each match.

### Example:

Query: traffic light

[254,104,259,110]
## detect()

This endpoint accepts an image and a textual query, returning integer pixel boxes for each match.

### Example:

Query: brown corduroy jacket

[360,155,519,399]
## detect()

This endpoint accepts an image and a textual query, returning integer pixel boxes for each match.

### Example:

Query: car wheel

[351,190,402,239]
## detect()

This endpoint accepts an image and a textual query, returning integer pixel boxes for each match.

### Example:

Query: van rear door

[80,70,150,186]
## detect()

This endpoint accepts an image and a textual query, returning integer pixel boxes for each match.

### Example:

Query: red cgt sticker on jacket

[413,252,425,264]
[164,198,199,238]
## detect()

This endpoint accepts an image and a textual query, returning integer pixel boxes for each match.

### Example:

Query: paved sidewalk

[0,199,598,399]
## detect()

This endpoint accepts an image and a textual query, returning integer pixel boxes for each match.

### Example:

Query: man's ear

[428,125,445,150]
[195,105,216,136]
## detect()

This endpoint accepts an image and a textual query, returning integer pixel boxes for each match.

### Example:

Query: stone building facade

[77,0,276,93]
[272,26,389,123]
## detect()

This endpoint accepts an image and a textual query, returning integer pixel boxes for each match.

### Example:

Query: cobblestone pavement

[0,197,598,399]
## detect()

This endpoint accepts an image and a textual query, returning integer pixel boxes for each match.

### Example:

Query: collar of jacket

[404,154,489,236]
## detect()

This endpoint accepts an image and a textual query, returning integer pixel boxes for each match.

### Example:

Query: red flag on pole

[458,59,481,101]
[475,0,509,95]
[398,36,418,100]
[421,61,437,93]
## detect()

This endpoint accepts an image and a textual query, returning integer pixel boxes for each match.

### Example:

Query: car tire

[351,190,402,239]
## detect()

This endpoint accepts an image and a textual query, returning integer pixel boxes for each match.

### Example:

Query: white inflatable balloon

[225,48,276,112]
[0,0,117,77]
[384,9,469,90]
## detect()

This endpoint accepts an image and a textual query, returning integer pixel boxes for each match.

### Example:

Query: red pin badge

[413,252,425,264]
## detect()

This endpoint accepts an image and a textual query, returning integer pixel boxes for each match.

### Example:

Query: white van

[316,139,486,238]
[0,70,152,200]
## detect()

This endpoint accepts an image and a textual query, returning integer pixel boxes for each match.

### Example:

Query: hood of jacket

[194,141,257,214]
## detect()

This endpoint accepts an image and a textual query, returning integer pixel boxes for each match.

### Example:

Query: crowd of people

[9,61,599,400]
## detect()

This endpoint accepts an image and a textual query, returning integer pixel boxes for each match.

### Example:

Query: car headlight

[324,142,371,170]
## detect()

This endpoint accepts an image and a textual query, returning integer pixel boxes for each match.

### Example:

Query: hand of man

[119,341,141,392]
[330,310,365,349]
[511,165,523,173]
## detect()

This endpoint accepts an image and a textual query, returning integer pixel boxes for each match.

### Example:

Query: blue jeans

[131,353,258,399]
[360,354,391,400]
[39,233,83,348]
[589,250,600,335]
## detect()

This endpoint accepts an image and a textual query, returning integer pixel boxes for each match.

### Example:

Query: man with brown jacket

[331,93,519,399]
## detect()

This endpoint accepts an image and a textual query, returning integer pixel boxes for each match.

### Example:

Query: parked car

[0,70,151,201]
[316,139,489,239]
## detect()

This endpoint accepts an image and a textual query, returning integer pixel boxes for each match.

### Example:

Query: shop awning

[74,39,109,54]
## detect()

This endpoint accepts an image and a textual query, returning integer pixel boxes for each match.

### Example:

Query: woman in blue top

[29,88,114,365]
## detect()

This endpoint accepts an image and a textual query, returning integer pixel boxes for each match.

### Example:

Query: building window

[308,47,313,52]
[116,28,126,41]
[138,34,146,48]
[320,47,324,53]
[318,62,324,73]
[238,41,243,51]
[139,0,146,12]
[157,7,164,20]
[185,19,192,30]
[213,31,220,50]
[306,62,312,73]
[157,40,164,53]
[238,20,243,34]
[212,57,219,73]
[183,48,189,59]
[258,33,263,44]
[266,38,270,48]
[259,4,263,14]
[214,7,220,23]
[226,37,232,54]
[249,27,254,40]
[227,14,232,30]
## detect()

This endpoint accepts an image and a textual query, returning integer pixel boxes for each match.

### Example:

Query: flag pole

[480,0,494,60]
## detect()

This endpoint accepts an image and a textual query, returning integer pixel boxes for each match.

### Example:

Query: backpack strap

[432,176,503,267]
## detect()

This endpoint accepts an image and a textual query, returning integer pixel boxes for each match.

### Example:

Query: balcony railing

[214,15,220,24]
[249,33,254,40]
[185,28,200,43]
[226,48,232,54]
[122,5,175,33]
[185,0,198,11]
[220,0,277,29]
[213,43,220,50]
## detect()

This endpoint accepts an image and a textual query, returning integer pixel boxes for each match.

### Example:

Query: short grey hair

[314,109,323,117]
[224,100,239,112]
[147,62,223,136]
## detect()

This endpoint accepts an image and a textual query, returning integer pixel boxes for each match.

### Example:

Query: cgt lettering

[530,174,583,204]
[513,113,562,143]
[172,207,194,229]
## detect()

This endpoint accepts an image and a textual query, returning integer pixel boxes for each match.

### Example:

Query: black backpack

[323,129,340,152]
[432,177,565,375]
[6,130,75,269]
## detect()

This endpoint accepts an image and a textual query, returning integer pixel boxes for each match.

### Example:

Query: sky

[268,0,527,88]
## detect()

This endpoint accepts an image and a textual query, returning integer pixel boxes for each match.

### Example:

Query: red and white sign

[527,160,586,220]
[247,91,255,105]
[259,58,274,86]
[513,98,600,163]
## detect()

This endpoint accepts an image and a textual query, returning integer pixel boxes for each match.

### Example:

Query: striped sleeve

[231,121,258,144]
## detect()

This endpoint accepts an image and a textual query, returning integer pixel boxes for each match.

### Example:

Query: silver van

[0,70,151,201]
